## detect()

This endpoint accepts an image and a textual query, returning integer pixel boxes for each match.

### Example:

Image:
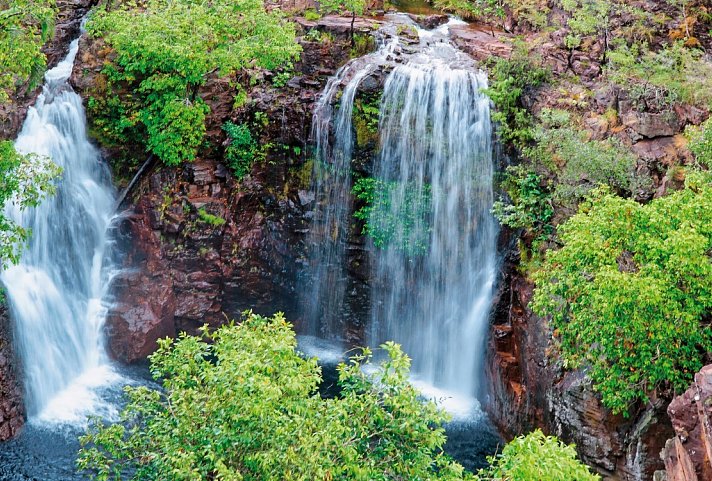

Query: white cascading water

[306,19,497,418]
[305,36,396,338]
[2,35,119,422]
[367,27,497,417]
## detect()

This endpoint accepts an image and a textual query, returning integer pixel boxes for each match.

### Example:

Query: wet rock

[448,24,513,62]
[0,305,24,441]
[406,14,449,30]
[661,365,712,481]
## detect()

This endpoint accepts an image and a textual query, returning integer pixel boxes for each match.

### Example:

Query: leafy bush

[606,41,712,109]
[0,141,61,267]
[87,0,300,166]
[222,121,263,180]
[476,429,600,481]
[352,177,432,256]
[431,0,504,21]
[484,53,550,146]
[532,173,712,414]
[525,116,642,206]
[492,165,553,233]
[78,312,477,481]
[0,0,56,102]
[687,118,712,168]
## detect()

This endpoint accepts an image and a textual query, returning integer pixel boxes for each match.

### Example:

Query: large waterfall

[368,48,496,413]
[2,35,118,421]
[305,19,497,415]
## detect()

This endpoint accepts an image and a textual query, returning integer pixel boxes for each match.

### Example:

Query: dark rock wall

[0,306,23,441]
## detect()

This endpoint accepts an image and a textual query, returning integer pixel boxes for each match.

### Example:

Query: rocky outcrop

[0,306,23,441]
[486,259,675,480]
[661,365,712,481]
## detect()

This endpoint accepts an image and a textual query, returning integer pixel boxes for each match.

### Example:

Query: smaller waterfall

[305,37,396,338]
[2,35,119,421]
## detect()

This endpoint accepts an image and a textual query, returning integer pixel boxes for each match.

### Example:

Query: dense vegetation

[85,0,300,167]
[78,312,597,481]
[0,0,56,102]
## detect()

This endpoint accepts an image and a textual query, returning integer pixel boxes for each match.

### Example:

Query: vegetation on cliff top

[533,172,712,414]
[85,0,300,167]
[78,312,598,481]
[0,0,56,103]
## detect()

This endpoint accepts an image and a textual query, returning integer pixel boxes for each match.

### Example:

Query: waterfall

[306,19,497,417]
[2,35,119,421]
[367,57,496,413]
[305,36,396,339]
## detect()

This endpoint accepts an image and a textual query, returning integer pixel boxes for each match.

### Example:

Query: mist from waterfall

[2,36,120,422]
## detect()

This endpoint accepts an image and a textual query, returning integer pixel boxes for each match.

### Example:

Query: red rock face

[662,365,712,481]
[0,306,24,441]
[486,241,674,481]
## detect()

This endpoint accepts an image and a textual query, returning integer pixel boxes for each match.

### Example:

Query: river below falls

[0,348,501,479]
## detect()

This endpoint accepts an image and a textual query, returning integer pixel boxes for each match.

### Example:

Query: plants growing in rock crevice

[85,0,300,167]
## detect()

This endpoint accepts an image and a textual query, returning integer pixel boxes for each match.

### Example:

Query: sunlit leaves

[0,0,56,102]
[78,312,477,481]
[533,173,712,414]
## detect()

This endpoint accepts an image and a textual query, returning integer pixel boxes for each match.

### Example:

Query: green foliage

[0,0,56,102]
[492,165,553,233]
[687,118,712,168]
[352,92,381,147]
[197,208,226,227]
[525,111,642,205]
[532,173,712,414]
[87,0,300,166]
[303,8,321,20]
[560,0,611,49]
[222,121,268,181]
[78,312,477,481]
[431,0,504,20]
[484,53,550,146]
[476,429,600,481]
[0,141,61,267]
[607,41,712,109]
[353,177,432,256]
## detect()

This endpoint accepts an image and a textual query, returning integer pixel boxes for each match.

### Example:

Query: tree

[476,429,599,481]
[86,0,301,166]
[319,0,366,46]
[0,141,61,267]
[78,312,478,481]
[0,0,57,102]
[532,172,712,414]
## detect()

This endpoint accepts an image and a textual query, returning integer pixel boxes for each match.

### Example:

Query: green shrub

[687,118,712,168]
[222,121,267,181]
[484,53,550,147]
[78,312,477,481]
[476,429,600,481]
[87,0,300,166]
[197,208,226,227]
[492,165,553,234]
[352,177,432,256]
[606,41,712,109]
[0,0,56,102]
[533,173,712,414]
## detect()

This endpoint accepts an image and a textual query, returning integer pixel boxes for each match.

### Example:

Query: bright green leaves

[352,177,432,256]
[0,141,61,267]
[477,429,600,481]
[533,174,712,414]
[222,121,263,180]
[492,165,553,233]
[87,0,300,166]
[78,312,477,481]
[0,0,57,102]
